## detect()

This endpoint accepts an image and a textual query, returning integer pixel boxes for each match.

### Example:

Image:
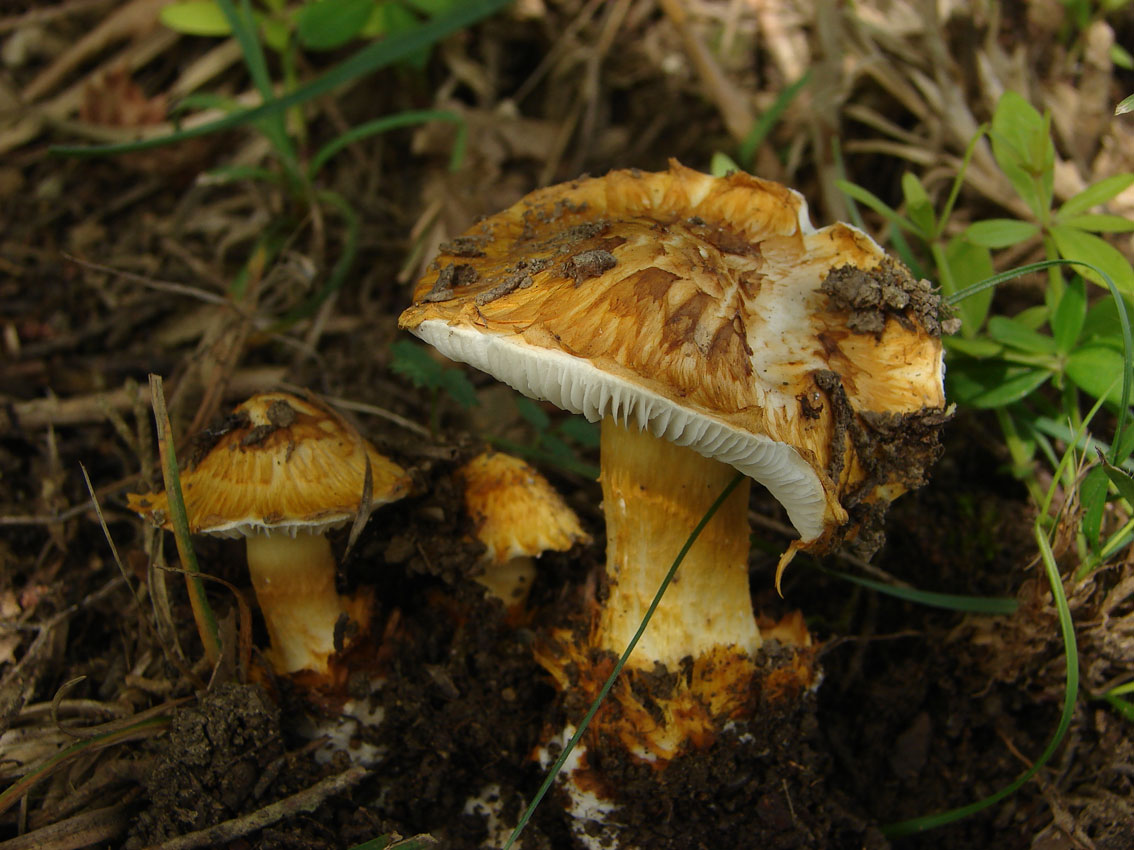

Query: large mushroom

[399,161,949,758]
[129,392,412,676]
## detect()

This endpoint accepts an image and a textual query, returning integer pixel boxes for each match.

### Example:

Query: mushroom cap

[399,161,948,551]
[128,392,412,537]
[458,450,590,563]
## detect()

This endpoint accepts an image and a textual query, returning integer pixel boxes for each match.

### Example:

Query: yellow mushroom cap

[458,450,590,564]
[128,392,412,537]
[399,161,949,554]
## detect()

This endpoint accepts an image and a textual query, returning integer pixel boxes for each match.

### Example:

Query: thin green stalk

[813,564,1017,614]
[502,473,745,850]
[149,374,221,663]
[0,714,172,815]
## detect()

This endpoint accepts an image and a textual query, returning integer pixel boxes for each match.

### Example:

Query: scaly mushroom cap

[399,160,948,555]
[128,392,411,536]
[458,450,590,564]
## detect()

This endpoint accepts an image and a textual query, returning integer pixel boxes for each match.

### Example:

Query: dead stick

[0,802,130,850]
[8,367,287,430]
[140,765,369,850]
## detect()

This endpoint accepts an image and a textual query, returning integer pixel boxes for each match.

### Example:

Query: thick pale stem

[245,531,344,674]
[596,419,760,669]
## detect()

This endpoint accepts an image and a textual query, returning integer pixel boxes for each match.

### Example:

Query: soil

[3,2,1134,850]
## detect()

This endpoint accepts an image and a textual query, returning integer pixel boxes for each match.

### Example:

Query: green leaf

[1052,276,1087,353]
[1066,343,1129,406]
[942,236,995,335]
[987,315,1058,354]
[836,180,911,234]
[1080,464,1109,548]
[946,358,1052,408]
[361,2,431,66]
[160,0,232,35]
[390,339,442,388]
[944,336,1003,358]
[1101,456,1134,507]
[1060,173,1134,215]
[260,15,290,52]
[515,396,551,431]
[1081,294,1134,342]
[390,337,478,407]
[709,151,742,177]
[1055,213,1134,233]
[901,172,935,236]
[1049,224,1134,295]
[964,218,1040,248]
[1116,93,1134,116]
[1112,43,1134,72]
[295,0,375,50]
[402,0,460,13]
[989,91,1054,218]
[439,369,479,409]
[1015,304,1050,330]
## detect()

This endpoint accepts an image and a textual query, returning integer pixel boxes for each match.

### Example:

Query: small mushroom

[129,392,411,676]
[457,450,589,609]
[399,161,950,766]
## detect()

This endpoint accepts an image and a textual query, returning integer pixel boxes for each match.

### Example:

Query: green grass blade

[149,374,221,662]
[814,564,1018,614]
[51,0,511,158]
[502,473,746,850]
[737,71,811,169]
[882,523,1079,837]
[217,0,298,170]
[308,109,467,178]
[0,714,171,815]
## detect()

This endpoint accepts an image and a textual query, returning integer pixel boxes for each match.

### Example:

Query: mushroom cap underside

[127,392,412,536]
[399,161,949,548]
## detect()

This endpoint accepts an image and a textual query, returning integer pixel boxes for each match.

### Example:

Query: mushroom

[398,161,949,756]
[128,392,412,676]
[457,449,589,609]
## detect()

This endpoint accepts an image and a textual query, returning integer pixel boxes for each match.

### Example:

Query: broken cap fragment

[128,391,412,675]
[457,450,589,606]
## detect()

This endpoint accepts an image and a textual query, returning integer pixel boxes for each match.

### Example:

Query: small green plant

[495,396,600,479]
[55,0,508,326]
[841,92,1134,535]
[1100,679,1134,720]
[389,339,478,434]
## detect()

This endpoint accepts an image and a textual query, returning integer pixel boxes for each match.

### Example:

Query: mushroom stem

[245,531,344,674]
[596,419,761,669]
[476,555,537,608]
